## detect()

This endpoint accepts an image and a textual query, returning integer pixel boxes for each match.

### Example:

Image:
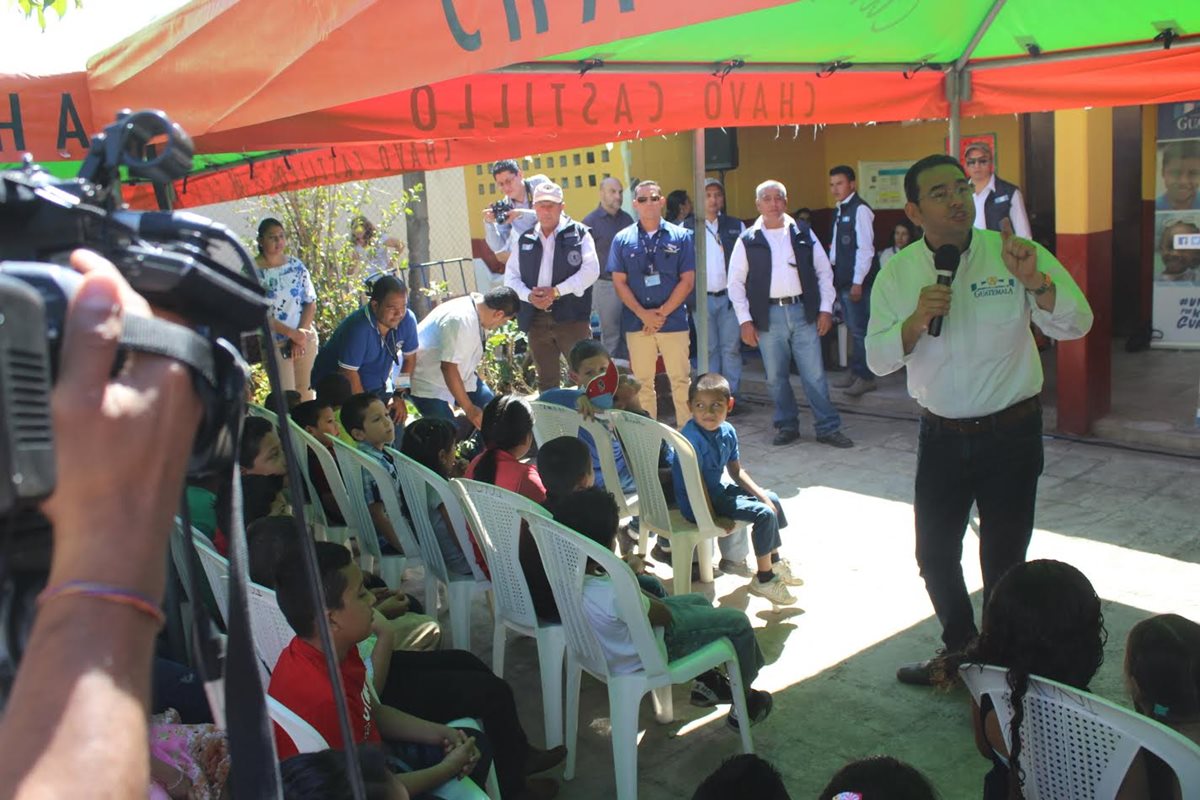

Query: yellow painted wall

[626,134,694,200]
[1141,105,1157,201]
[1054,107,1114,234]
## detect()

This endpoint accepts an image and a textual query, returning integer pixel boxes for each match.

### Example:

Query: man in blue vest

[504,181,600,392]
[728,180,853,448]
[608,179,696,426]
[828,165,877,397]
[701,178,747,403]
[964,142,1031,238]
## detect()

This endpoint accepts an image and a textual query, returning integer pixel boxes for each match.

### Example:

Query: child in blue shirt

[672,373,802,606]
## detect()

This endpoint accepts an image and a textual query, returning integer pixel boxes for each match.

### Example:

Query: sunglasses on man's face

[635,195,663,204]
[965,158,991,166]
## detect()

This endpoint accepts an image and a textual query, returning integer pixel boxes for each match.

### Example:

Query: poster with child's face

[1155,139,1200,212]
[1154,212,1200,283]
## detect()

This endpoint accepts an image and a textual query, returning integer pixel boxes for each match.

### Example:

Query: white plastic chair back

[246,581,296,672]
[266,696,329,753]
[191,534,230,626]
[960,664,1200,799]
[525,514,669,685]
[247,403,278,425]
[327,437,416,586]
[388,448,488,586]
[530,401,637,519]
[289,423,360,547]
[452,479,548,630]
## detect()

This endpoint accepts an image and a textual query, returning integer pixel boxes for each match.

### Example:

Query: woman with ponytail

[935,559,1106,800]
[465,395,545,503]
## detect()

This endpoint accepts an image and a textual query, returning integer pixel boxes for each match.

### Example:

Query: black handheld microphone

[927,244,961,338]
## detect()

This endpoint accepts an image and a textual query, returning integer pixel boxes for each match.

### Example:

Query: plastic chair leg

[608,681,644,800]
[492,622,507,677]
[448,582,475,652]
[535,626,566,748]
[563,659,583,781]
[650,683,673,724]
[671,534,701,597]
[424,578,440,627]
[723,656,755,755]
[380,556,407,589]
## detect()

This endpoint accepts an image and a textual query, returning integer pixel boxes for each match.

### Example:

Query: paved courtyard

[423,388,1200,799]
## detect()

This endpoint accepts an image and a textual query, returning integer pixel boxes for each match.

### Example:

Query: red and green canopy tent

[3,0,1199,207]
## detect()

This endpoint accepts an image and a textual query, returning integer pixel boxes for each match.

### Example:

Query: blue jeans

[711,486,786,559]
[707,293,743,396]
[756,304,842,436]
[663,594,763,697]
[838,285,872,380]
[410,382,495,421]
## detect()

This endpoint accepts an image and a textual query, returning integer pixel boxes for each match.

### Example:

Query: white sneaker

[772,558,804,587]
[747,576,796,605]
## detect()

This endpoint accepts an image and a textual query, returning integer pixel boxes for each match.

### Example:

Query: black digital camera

[490,196,515,225]
[0,110,268,519]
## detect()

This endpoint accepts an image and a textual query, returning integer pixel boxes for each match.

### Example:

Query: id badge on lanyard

[641,230,662,286]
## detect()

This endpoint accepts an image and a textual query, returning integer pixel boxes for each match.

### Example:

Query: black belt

[708,289,727,297]
[922,396,1042,434]
[598,272,613,281]
[769,295,802,306]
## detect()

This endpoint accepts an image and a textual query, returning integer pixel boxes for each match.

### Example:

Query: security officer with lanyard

[608,178,696,426]
[504,181,599,391]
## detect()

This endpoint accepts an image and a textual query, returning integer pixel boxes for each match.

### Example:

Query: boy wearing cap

[504,181,601,392]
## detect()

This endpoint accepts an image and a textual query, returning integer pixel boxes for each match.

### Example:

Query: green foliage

[242,181,423,344]
[479,320,536,395]
[13,0,80,29]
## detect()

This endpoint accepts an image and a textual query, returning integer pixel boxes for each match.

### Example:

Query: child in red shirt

[465,395,545,504]
[269,541,487,796]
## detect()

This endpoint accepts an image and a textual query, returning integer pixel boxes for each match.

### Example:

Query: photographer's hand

[0,250,202,799]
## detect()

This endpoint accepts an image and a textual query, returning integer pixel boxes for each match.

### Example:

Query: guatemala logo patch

[970,275,1016,299]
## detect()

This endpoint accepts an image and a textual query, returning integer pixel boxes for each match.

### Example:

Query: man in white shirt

[827,165,877,397]
[701,178,747,401]
[867,154,1093,685]
[964,142,1031,239]
[409,287,521,430]
[727,180,853,448]
[504,182,600,391]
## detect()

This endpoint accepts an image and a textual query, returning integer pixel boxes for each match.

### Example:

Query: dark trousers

[380,649,531,797]
[913,404,1044,652]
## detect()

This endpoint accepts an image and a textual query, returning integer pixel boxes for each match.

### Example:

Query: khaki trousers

[528,312,592,392]
[626,328,691,427]
[270,327,319,399]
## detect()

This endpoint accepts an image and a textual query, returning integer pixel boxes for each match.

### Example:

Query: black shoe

[650,542,672,564]
[524,745,568,775]
[772,429,800,446]
[691,562,723,583]
[896,660,934,686]
[727,689,773,730]
[816,431,854,448]
[690,670,733,707]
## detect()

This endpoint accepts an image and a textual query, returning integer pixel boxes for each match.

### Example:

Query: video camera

[490,196,515,225]
[0,109,268,546]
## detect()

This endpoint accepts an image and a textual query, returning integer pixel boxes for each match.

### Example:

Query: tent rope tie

[903,60,940,80]
[1153,28,1178,50]
[712,59,745,81]
[577,58,604,77]
[816,61,852,79]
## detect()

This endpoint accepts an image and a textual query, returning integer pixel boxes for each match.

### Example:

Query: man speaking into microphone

[866,154,1093,685]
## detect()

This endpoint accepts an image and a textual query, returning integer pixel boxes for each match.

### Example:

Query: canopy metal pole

[948,69,962,157]
[693,128,709,374]
[956,0,1009,71]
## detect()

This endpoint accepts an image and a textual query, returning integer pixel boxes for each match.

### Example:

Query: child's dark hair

[688,372,732,403]
[400,417,457,477]
[240,416,276,469]
[936,559,1105,798]
[291,399,333,431]
[536,437,593,506]
[265,390,302,413]
[551,486,618,551]
[275,540,353,638]
[693,754,791,800]
[314,372,353,408]
[818,756,937,800]
[568,338,609,373]
[339,392,381,437]
[1125,613,1200,725]
[214,471,283,536]
[280,746,394,800]
[474,395,534,485]
[246,515,301,589]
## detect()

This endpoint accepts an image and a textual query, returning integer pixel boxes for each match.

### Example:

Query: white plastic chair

[530,400,639,523]
[328,437,419,590]
[960,664,1200,799]
[245,581,296,672]
[247,403,278,425]
[389,448,492,652]
[525,513,753,800]
[290,421,357,547]
[452,478,564,748]
[608,410,746,596]
[192,533,230,626]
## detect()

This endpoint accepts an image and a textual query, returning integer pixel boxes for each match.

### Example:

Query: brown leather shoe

[524,745,567,775]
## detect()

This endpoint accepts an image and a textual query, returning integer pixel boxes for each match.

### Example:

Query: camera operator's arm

[0,251,202,798]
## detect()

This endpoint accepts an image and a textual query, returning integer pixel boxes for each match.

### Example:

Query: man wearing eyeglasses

[607,179,696,426]
[963,142,1031,238]
[866,154,1092,686]
[726,180,852,449]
